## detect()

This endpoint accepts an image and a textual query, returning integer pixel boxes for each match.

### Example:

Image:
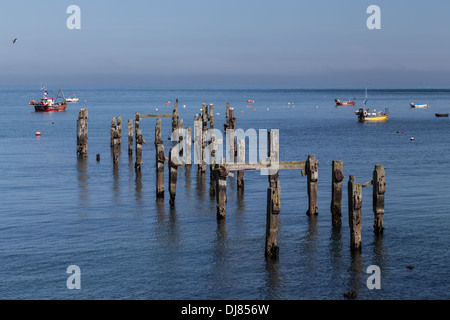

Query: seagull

[12,38,17,44]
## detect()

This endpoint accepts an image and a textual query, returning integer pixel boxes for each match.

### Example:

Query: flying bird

[12,38,17,44]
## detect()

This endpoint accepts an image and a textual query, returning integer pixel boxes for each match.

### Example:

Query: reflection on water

[347,251,364,295]
[76,158,89,208]
[113,162,120,206]
[263,259,282,300]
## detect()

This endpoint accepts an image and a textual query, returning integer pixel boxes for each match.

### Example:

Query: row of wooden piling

[76,102,386,260]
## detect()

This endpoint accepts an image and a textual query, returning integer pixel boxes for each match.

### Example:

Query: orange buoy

[253,108,256,111]
[35,131,41,136]
[241,111,244,114]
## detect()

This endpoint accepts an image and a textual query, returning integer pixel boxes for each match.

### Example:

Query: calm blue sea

[0,85,448,300]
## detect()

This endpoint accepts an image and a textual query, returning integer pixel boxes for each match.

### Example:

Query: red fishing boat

[335,98,356,106]
[29,86,67,112]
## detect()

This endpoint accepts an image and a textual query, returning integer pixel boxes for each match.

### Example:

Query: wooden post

[110,117,116,147]
[155,118,162,144]
[373,165,385,234]
[156,119,165,199]
[201,104,208,172]
[265,179,281,260]
[209,108,217,196]
[194,114,203,173]
[265,130,280,260]
[178,119,184,160]
[112,129,120,164]
[135,129,143,171]
[135,113,140,135]
[214,164,227,219]
[169,147,180,206]
[76,108,88,158]
[128,119,133,155]
[237,138,245,188]
[331,160,344,227]
[185,127,192,166]
[172,99,179,133]
[224,102,230,131]
[348,175,362,251]
[306,155,318,216]
[117,116,122,145]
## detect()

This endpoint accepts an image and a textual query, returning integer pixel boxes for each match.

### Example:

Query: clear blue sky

[1,0,450,87]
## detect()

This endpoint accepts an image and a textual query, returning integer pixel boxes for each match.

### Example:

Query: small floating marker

[410,137,414,141]
[156,108,159,111]
[241,111,244,114]
[35,131,41,136]
[183,105,186,108]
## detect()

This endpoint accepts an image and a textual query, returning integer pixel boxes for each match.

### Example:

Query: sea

[0,85,448,300]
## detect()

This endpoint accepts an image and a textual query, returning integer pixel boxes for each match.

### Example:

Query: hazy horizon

[2,0,450,87]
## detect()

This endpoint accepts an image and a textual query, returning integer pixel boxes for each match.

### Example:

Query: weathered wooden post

[172,99,179,133]
[76,108,88,158]
[135,113,140,136]
[110,117,117,147]
[135,129,143,171]
[306,155,318,216]
[373,165,385,234]
[194,114,204,173]
[185,127,192,166]
[128,119,133,155]
[214,163,227,220]
[112,128,120,164]
[155,119,165,199]
[201,104,208,173]
[224,102,230,131]
[348,175,362,251]
[237,138,245,188]
[117,116,122,145]
[209,106,217,196]
[178,119,184,160]
[331,160,344,227]
[265,130,280,260]
[169,147,181,206]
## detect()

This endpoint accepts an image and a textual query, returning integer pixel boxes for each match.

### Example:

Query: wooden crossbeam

[139,114,172,118]
[224,160,306,172]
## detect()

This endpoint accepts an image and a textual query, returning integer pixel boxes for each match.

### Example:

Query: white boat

[410,103,429,109]
[65,94,80,103]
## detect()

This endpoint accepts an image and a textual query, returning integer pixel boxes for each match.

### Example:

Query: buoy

[183,105,186,108]
[35,131,41,136]
[241,111,244,114]
[156,108,158,111]
[410,137,414,141]
[253,108,256,111]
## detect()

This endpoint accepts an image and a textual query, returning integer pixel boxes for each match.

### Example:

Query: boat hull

[337,101,355,106]
[358,115,388,122]
[34,104,67,112]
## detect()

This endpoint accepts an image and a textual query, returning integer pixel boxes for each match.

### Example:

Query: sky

[1,0,450,87]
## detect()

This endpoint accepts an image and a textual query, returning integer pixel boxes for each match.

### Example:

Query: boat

[65,94,80,103]
[435,113,449,117]
[335,98,356,106]
[354,108,389,122]
[29,86,67,112]
[410,103,429,109]
[247,100,255,103]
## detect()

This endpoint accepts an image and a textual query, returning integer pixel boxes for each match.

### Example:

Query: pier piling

[76,108,88,158]
[128,119,133,155]
[373,164,385,234]
[348,175,362,251]
[135,129,143,171]
[331,160,344,226]
[306,155,319,216]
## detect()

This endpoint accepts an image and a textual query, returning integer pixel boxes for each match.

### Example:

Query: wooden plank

[139,114,172,118]
[224,160,306,171]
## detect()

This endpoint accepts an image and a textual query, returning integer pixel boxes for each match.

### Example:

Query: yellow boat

[354,108,389,122]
